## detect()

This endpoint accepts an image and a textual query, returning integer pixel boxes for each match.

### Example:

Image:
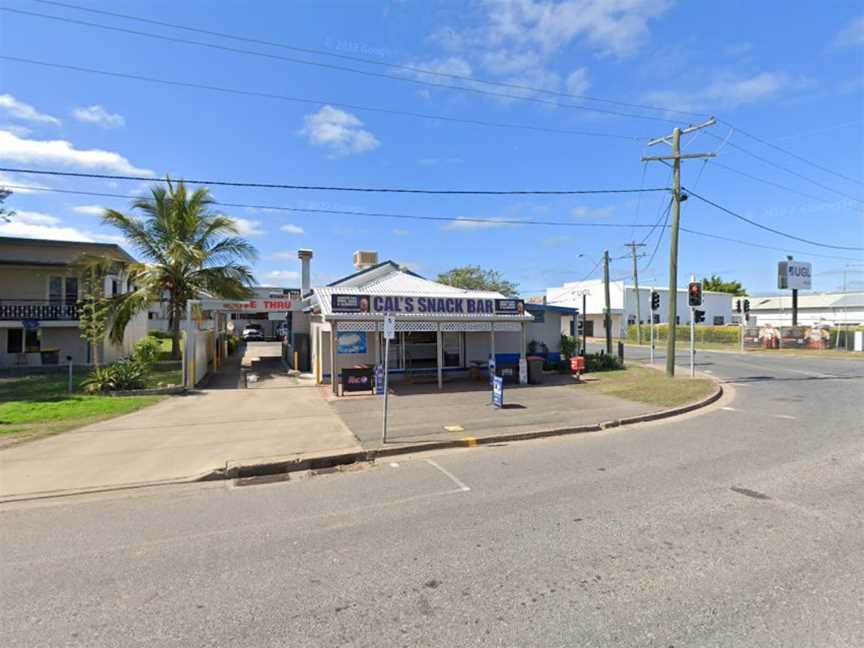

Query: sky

[0,0,862,295]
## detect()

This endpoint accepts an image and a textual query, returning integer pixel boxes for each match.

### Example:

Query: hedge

[627,324,740,345]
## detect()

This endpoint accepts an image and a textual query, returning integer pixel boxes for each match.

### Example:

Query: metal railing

[0,299,81,321]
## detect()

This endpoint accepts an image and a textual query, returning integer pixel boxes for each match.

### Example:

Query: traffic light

[650,291,660,311]
[694,309,706,324]
[743,299,750,313]
[688,282,702,307]
[735,299,741,313]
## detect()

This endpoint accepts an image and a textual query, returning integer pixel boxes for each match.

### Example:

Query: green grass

[582,364,715,408]
[0,368,174,445]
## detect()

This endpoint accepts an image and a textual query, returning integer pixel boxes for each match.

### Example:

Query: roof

[525,303,573,314]
[0,236,136,265]
[745,292,864,310]
[312,261,531,321]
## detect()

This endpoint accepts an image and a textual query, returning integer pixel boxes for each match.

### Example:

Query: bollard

[617,341,624,363]
[66,355,74,393]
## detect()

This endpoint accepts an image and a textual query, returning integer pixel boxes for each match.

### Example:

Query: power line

[3,6,679,125]
[704,131,864,205]
[0,56,645,142]
[0,184,670,228]
[642,201,671,271]
[8,182,859,262]
[685,188,864,251]
[709,160,837,204]
[0,167,670,196]
[717,118,864,187]
[29,0,709,120]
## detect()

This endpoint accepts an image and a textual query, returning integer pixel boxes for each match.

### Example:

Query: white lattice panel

[394,321,438,332]
[494,322,523,332]
[460,322,493,332]
[336,320,377,332]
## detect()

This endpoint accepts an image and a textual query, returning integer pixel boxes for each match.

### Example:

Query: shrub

[132,336,162,368]
[584,352,623,372]
[148,330,173,340]
[81,359,147,393]
[226,333,240,355]
[560,334,576,360]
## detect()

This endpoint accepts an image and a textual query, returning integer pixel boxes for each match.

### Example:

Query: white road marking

[426,459,471,492]
[389,462,400,468]
[774,414,797,420]
[721,406,739,412]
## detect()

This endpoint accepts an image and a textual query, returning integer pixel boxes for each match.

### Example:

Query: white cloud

[406,56,473,82]
[72,205,105,216]
[440,217,515,231]
[301,105,380,157]
[268,251,300,260]
[1,124,33,138]
[642,72,806,112]
[565,67,590,95]
[571,205,615,219]
[232,217,264,236]
[265,270,301,283]
[10,210,61,226]
[0,171,45,194]
[280,223,304,234]
[0,94,61,126]
[0,130,153,175]
[72,104,126,128]
[834,15,864,48]
[392,228,411,236]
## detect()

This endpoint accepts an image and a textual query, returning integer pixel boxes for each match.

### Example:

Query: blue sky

[1,0,862,295]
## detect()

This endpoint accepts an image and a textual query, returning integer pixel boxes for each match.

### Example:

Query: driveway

[0,344,361,500]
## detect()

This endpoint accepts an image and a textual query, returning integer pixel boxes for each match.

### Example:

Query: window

[111,279,120,296]
[6,329,39,353]
[713,316,725,326]
[7,328,22,353]
[64,277,79,304]
[49,276,63,304]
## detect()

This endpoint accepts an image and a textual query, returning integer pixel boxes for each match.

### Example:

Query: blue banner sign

[492,376,504,408]
[336,332,367,354]
[331,294,524,315]
[488,356,496,386]
[375,363,384,395]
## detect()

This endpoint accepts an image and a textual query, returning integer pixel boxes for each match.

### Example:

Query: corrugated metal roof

[745,292,864,310]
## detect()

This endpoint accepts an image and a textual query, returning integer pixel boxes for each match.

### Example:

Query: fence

[627,325,740,346]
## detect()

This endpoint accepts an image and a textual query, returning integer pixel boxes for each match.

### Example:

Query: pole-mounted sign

[777,260,812,290]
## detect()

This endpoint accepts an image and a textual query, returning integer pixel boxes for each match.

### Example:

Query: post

[490,325,496,364]
[792,288,798,327]
[649,286,655,364]
[436,325,443,391]
[689,275,695,378]
[67,356,74,393]
[183,300,192,388]
[603,249,612,355]
[330,325,337,395]
[625,241,646,345]
[381,335,390,444]
[582,292,587,355]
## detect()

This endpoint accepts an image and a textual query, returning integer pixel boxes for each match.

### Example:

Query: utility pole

[582,291,587,356]
[625,242,646,345]
[603,250,612,355]
[643,118,717,376]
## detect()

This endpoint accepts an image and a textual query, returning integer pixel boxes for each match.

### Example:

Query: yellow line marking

[462,437,477,447]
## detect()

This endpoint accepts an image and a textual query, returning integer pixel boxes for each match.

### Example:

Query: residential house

[0,236,148,367]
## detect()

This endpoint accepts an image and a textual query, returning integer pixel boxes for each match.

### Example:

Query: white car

[241,324,265,341]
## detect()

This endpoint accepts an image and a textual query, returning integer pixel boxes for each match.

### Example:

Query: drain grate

[235,472,291,487]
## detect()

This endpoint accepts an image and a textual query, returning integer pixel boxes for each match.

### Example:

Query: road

[2,350,862,647]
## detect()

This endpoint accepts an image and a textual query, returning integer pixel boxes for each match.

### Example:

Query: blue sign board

[492,376,504,408]
[22,319,39,331]
[331,293,524,316]
[336,331,367,354]
[488,356,496,386]
[375,363,384,395]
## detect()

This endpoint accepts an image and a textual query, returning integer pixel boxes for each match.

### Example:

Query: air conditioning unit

[353,250,379,270]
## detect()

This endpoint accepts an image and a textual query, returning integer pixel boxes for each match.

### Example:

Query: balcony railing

[0,299,81,321]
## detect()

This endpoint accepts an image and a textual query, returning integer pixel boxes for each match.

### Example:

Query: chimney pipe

[297,249,313,295]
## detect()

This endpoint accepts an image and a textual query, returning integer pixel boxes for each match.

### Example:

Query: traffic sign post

[688,277,701,378]
[649,287,659,364]
[380,313,396,445]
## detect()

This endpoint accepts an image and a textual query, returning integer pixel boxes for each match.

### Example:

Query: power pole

[603,249,612,355]
[643,118,717,376]
[625,242,646,345]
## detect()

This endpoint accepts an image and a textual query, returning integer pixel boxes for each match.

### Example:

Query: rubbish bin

[495,362,519,384]
[527,356,544,384]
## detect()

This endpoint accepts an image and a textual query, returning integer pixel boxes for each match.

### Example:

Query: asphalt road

[2,350,863,647]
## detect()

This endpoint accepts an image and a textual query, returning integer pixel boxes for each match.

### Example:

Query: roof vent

[353,250,379,270]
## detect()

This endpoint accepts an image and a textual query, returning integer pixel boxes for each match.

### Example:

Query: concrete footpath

[0,347,361,501]
[0,347,721,501]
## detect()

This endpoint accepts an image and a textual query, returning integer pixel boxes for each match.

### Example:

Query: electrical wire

[717,118,864,187]
[0,184,670,228]
[2,6,680,125]
[0,167,670,196]
[0,56,644,142]
[28,0,709,120]
[685,188,864,251]
[709,160,836,204]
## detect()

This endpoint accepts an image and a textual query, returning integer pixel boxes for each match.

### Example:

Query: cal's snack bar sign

[331,294,524,315]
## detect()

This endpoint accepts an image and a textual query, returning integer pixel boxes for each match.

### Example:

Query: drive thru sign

[381,313,396,445]
[383,313,396,340]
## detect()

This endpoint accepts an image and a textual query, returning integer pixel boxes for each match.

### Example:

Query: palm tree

[103,179,257,359]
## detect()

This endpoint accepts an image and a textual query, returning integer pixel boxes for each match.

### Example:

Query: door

[442,332,462,368]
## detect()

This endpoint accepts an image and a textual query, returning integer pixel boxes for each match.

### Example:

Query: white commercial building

[545,279,733,339]
[737,292,864,328]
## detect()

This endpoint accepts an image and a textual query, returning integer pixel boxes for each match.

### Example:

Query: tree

[701,274,747,296]
[76,257,116,368]
[103,179,257,359]
[436,265,519,297]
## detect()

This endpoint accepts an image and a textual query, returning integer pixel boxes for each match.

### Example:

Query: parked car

[241,324,265,342]
[276,322,290,339]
